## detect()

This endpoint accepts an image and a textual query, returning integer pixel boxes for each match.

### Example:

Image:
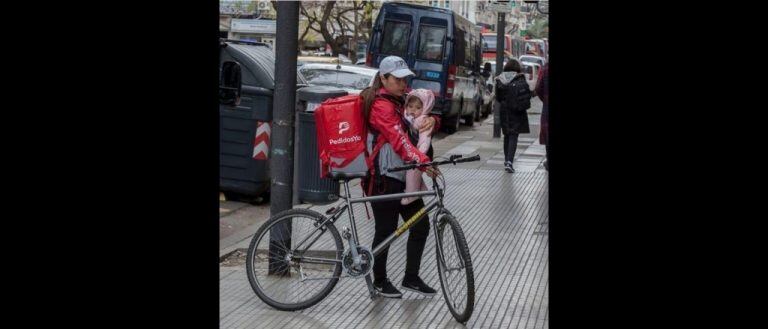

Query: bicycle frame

[251,154,478,316]
[287,175,448,297]
[322,176,446,252]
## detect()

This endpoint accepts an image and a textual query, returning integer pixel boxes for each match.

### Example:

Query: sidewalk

[220,99,548,328]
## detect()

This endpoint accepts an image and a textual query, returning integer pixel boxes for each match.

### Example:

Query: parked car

[297,55,353,65]
[337,54,353,64]
[519,55,546,67]
[299,63,377,94]
[366,1,484,133]
[521,62,541,91]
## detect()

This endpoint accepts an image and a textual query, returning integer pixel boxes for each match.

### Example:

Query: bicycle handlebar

[386,154,481,173]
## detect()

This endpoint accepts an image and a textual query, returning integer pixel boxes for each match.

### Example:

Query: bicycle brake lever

[449,154,461,165]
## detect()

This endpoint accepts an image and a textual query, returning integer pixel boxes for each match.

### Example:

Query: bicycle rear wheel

[435,213,475,323]
[246,209,343,311]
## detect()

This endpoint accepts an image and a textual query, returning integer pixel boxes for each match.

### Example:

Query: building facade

[474,1,530,36]
[220,0,277,46]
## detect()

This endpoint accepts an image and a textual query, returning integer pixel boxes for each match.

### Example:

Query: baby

[401,89,435,205]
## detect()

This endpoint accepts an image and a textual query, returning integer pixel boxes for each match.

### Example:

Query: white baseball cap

[379,56,415,78]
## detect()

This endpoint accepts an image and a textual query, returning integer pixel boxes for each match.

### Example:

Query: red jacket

[535,63,548,106]
[369,88,440,165]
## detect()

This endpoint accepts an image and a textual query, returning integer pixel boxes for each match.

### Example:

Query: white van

[522,62,540,91]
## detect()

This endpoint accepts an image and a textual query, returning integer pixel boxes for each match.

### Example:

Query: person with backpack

[494,59,533,173]
[358,56,441,298]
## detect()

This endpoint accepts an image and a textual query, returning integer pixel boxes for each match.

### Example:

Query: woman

[359,56,440,298]
[494,59,532,173]
[535,62,549,170]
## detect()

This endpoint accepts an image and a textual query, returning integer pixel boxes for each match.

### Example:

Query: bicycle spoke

[247,210,344,310]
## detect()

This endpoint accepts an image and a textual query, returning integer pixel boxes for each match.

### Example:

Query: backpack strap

[360,128,384,220]
[364,130,386,197]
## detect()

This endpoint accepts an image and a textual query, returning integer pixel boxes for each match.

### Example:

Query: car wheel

[464,107,475,126]
[474,100,482,122]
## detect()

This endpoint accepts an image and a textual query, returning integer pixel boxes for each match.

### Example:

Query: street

[219,97,548,329]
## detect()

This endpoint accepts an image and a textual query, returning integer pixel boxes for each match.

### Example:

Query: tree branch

[319,1,336,41]
[336,7,357,16]
[336,15,346,37]
[299,20,313,43]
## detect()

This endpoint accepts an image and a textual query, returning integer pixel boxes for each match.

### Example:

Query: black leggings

[367,176,430,283]
[503,132,519,164]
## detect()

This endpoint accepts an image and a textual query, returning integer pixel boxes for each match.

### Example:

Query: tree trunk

[319,1,337,55]
[352,1,359,61]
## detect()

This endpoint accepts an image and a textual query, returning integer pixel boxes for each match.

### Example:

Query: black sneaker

[401,276,437,296]
[373,278,403,298]
[504,161,515,173]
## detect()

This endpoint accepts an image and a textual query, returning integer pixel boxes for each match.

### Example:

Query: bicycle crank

[342,246,374,278]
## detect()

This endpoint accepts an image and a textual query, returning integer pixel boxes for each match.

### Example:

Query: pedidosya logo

[329,135,361,145]
[330,121,360,145]
[338,121,350,134]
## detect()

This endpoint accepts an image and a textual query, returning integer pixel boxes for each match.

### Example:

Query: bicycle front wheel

[246,209,343,311]
[435,213,475,323]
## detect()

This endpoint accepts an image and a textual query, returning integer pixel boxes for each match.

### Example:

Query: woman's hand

[419,116,436,133]
[425,166,440,178]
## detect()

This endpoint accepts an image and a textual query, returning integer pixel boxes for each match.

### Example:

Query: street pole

[496,12,505,75]
[269,0,299,276]
[493,12,505,138]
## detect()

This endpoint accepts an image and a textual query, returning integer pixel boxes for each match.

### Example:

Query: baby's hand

[418,116,435,133]
[425,166,440,178]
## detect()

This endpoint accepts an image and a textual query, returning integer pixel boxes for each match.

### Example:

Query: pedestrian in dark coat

[494,59,532,173]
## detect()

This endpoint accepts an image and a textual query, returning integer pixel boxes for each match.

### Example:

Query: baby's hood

[405,89,435,116]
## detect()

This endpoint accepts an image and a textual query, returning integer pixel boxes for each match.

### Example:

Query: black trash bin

[219,40,309,197]
[296,86,349,204]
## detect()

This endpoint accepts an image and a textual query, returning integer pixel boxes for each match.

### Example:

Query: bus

[481,32,513,62]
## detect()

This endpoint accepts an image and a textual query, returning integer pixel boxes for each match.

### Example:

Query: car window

[483,37,496,51]
[300,68,374,90]
[381,20,410,57]
[418,25,446,62]
[523,65,533,75]
[411,79,442,97]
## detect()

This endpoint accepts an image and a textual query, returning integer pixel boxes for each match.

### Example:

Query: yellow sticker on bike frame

[395,207,427,236]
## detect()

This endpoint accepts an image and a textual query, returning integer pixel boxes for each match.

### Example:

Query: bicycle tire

[435,213,475,323]
[246,208,343,311]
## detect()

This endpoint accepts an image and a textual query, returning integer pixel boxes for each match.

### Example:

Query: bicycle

[245,154,480,323]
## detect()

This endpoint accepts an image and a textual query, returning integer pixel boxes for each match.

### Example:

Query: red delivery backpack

[315,95,372,179]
